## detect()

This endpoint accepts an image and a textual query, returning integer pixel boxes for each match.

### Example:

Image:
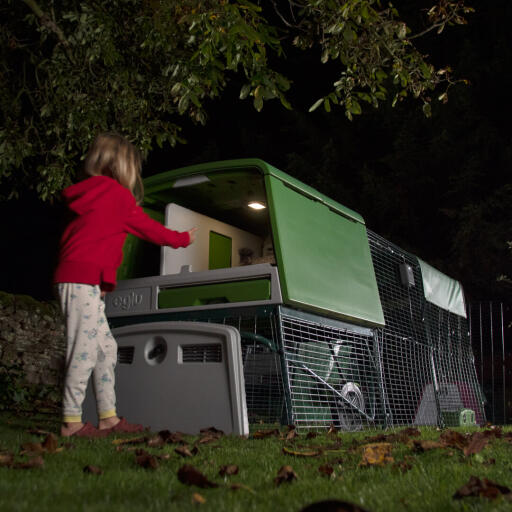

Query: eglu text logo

[111,292,143,311]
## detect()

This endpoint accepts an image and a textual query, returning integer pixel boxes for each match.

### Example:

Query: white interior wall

[161,203,263,275]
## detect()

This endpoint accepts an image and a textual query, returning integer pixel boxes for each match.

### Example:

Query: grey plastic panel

[82,322,249,435]
[105,263,282,318]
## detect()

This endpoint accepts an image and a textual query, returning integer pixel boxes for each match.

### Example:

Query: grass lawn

[1,411,511,511]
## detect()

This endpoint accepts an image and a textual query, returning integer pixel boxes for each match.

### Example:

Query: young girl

[54,132,196,437]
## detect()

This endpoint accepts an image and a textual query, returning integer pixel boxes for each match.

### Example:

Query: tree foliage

[0,0,472,200]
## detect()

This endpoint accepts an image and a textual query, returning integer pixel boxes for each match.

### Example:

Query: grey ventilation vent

[181,344,222,363]
[118,346,134,365]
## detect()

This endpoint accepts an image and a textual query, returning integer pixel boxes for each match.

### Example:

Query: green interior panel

[209,231,232,270]
[118,207,164,281]
[265,175,385,327]
[158,279,271,308]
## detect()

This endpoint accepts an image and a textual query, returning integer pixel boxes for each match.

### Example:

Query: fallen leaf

[274,465,298,485]
[192,492,206,505]
[252,429,280,439]
[147,434,166,448]
[175,445,198,458]
[282,446,320,457]
[20,442,44,455]
[393,456,413,473]
[327,424,338,436]
[14,456,44,469]
[453,475,512,500]
[306,432,318,440]
[318,464,334,477]
[440,430,467,450]
[410,439,444,452]
[83,465,103,475]
[178,464,218,488]
[463,432,489,456]
[301,499,370,512]
[286,428,299,441]
[359,443,393,467]
[0,453,14,467]
[229,483,256,494]
[200,426,224,436]
[111,436,147,446]
[219,464,239,476]
[135,450,159,470]
[42,434,59,454]
[157,430,185,444]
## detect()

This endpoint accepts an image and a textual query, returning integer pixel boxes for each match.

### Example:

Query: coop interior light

[248,201,266,210]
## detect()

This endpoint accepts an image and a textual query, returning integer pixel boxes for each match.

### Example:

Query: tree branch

[21,0,75,64]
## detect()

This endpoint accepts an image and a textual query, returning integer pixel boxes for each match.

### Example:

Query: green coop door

[209,231,232,270]
[265,176,385,327]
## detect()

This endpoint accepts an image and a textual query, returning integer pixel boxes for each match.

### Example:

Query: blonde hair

[84,132,144,203]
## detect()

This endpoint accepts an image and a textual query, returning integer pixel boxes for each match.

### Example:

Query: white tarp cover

[418,259,467,318]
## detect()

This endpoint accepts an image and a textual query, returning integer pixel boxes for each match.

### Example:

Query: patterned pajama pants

[57,283,117,423]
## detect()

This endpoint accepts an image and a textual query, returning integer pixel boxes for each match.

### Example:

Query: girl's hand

[101,291,107,298]
[188,227,198,244]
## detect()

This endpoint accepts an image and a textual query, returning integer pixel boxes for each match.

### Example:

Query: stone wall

[0,291,66,408]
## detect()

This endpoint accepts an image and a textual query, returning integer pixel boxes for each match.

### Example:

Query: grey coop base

[82,322,249,435]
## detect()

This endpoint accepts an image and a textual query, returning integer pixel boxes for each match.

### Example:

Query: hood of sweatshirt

[62,176,119,215]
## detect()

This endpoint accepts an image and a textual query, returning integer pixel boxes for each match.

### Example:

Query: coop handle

[240,332,277,352]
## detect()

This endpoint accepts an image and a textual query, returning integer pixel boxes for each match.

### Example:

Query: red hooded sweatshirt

[54,175,190,291]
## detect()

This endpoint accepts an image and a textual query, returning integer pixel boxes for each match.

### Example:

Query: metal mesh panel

[368,229,486,427]
[120,308,289,428]
[279,312,384,431]
[425,303,486,426]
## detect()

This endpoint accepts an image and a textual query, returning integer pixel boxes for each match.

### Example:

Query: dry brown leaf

[359,443,393,467]
[135,450,159,470]
[301,499,370,512]
[83,465,103,475]
[14,456,44,469]
[0,453,14,467]
[252,429,280,439]
[286,429,299,441]
[274,465,298,485]
[440,430,467,450]
[178,464,219,488]
[157,430,185,444]
[111,436,147,446]
[282,446,320,457]
[175,445,198,458]
[306,432,318,440]
[327,424,338,436]
[20,442,45,455]
[229,483,256,494]
[42,434,59,453]
[410,439,445,452]
[453,475,512,500]
[463,432,489,456]
[192,492,206,505]
[318,464,334,477]
[219,464,239,476]
[393,456,413,473]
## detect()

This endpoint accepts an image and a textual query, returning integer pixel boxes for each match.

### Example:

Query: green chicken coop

[90,158,485,434]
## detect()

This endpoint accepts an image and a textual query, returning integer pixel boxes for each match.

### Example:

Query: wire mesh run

[279,312,385,431]
[368,230,486,427]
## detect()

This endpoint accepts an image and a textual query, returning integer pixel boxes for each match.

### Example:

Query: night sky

[1,0,511,304]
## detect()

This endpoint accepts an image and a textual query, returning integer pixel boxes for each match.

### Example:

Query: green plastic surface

[118,207,164,281]
[208,231,232,270]
[158,279,271,308]
[265,175,385,327]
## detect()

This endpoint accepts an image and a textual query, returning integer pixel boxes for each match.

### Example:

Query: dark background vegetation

[1,0,510,303]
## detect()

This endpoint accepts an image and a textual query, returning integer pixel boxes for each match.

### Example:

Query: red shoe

[70,422,109,438]
[105,417,145,434]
